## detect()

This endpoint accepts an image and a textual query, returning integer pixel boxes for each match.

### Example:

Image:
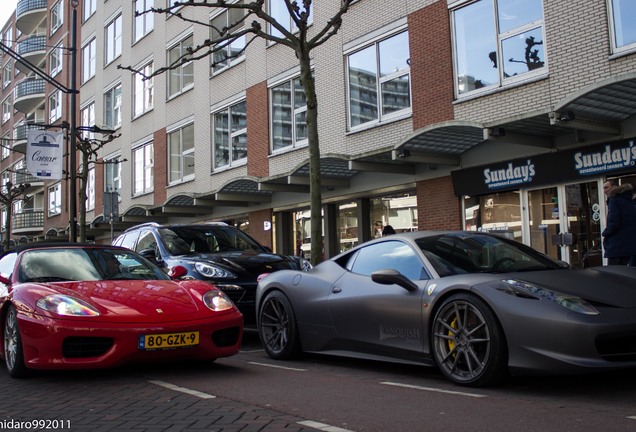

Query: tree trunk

[298,48,323,265]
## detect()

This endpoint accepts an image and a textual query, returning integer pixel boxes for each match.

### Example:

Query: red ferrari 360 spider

[0,243,243,378]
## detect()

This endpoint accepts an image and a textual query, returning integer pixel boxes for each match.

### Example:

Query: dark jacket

[602,184,636,258]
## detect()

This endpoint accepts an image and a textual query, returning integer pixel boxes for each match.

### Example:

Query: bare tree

[120,0,353,265]
[0,182,30,251]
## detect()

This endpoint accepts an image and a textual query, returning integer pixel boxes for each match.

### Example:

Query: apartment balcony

[14,35,47,74]
[12,209,44,234]
[14,77,45,114]
[13,123,45,153]
[14,168,44,192]
[16,0,48,35]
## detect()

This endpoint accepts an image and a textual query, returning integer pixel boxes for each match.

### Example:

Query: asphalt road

[2,330,636,432]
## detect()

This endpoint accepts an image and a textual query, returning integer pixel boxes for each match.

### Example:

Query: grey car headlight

[194,262,237,278]
[501,279,599,315]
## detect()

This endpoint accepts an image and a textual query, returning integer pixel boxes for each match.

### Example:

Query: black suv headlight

[194,262,237,278]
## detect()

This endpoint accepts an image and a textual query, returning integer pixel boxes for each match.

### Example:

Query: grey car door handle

[332,287,342,293]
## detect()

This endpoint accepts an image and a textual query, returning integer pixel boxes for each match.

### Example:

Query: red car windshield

[18,248,170,283]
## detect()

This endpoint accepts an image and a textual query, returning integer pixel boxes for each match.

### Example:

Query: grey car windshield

[159,226,265,255]
[415,233,567,276]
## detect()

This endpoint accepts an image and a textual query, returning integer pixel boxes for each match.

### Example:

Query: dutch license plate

[138,331,199,350]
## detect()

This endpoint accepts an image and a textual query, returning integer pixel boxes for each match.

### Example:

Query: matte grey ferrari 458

[256,231,636,386]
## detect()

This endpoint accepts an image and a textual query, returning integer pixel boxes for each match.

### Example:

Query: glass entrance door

[563,181,603,268]
[526,182,603,268]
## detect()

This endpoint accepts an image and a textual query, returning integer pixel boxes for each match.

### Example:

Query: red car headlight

[202,290,235,312]
[36,294,101,317]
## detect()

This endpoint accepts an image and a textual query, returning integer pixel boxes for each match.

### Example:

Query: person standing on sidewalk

[602,179,636,265]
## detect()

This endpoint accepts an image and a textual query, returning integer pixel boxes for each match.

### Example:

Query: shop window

[451,0,546,97]
[338,202,359,253]
[294,207,323,262]
[463,191,522,241]
[370,193,418,238]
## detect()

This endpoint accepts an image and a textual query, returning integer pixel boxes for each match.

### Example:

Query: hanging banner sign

[452,138,636,197]
[26,130,64,180]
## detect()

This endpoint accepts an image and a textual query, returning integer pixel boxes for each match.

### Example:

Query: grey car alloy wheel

[258,290,300,359]
[432,293,506,386]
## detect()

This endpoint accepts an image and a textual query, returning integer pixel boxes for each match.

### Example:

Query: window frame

[608,0,636,55]
[48,90,63,124]
[212,99,247,170]
[48,183,62,216]
[210,2,246,75]
[167,122,195,185]
[267,0,313,38]
[133,61,154,118]
[105,14,123,65]
[85,165,95,211]
[104,154,122,195]
[269,75,309,152]
[2,95,11,124]
[83,0,96,22]
[80,101,96,140]
[50,0,64,34]
[450,0,547,99]
[2,61,11,89]
[167,34,194,98]
[104,83,122,130]
[133,141,154,196]
[1,135,10,160]
[345,28,412,131]
[134,0,155,43]
[49,43,63,77]
[81,38,97,84]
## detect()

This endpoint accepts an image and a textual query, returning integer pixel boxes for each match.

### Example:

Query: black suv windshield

[159,226,266,256]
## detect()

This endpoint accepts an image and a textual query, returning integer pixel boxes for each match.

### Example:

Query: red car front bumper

[16,310,243,370]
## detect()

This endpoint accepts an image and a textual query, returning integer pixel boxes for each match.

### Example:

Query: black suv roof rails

[123,222,161,232]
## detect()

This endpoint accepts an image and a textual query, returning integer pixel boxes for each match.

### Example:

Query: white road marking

[248,361,308,371]
[298,420,355,432]
[381,381,487,398]
[148,380,216,399]
[627,416,636,420]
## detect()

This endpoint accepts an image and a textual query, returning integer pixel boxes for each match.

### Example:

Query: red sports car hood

[30,279,215,323]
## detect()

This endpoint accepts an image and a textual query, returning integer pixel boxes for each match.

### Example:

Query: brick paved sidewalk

[0,370,314,432]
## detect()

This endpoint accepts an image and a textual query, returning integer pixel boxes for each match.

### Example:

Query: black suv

[113,222,311,323]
